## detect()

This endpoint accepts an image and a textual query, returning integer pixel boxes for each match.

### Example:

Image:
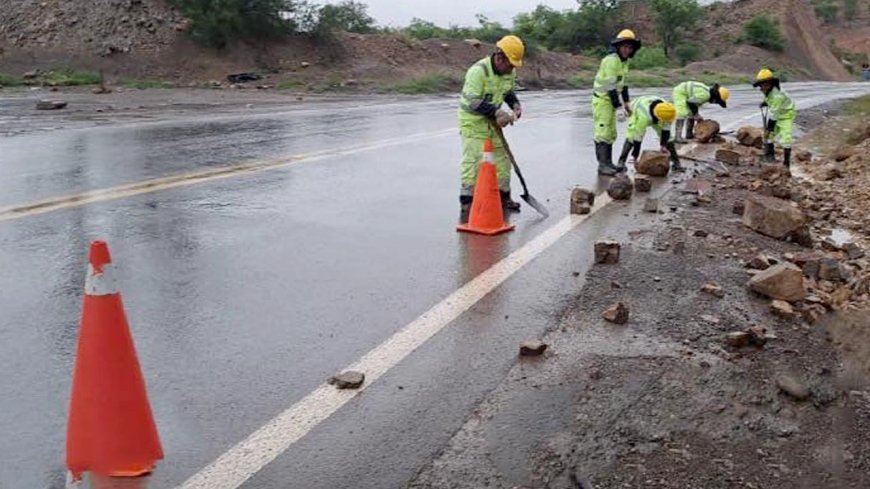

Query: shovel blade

[522,193,550,218]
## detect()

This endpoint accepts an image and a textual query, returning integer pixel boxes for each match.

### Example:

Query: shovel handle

[491,122,530,196]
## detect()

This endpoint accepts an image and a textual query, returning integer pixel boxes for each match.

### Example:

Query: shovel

[761,105,769,145]
[492,123,550,218]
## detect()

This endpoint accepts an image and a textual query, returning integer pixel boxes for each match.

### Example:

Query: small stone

[732,201,745,215]
[776,374,810,401]
[770,299,795,319]
[845,243,864,260]
[300,61,311,68]
[795,149,812,162]
[607,174,633,200]
[602,302,629,324]
[570,187,595,214]
[693,229,708,238]
[833,146,857,162]
[819,163,842,181]
[701,314,720,324]
[748,253,772,270]
[701,283,725,298]
[35,100,67,110]
[715,149,741,165]
[329,371,365,389]
[818,258,844,282]
[747,325,768,346]
[726,331,751,348]
[643,198,659,213]
[748,263,807,302]
[519,341,548,356]
[594,241,620,264]
[634,175,652,192]
[636,150,670,177]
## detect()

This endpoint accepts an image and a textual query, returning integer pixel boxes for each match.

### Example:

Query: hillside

[0,0,865,90]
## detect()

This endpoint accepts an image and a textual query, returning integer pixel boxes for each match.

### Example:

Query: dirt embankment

[0,0,864,87]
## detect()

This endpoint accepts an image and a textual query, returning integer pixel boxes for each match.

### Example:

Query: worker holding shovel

[457,35,525,217]
[754,68,796,168]
[615,95,684,173]
[672,81,730,143]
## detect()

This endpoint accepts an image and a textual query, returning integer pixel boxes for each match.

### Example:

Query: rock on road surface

[0,82,867,489]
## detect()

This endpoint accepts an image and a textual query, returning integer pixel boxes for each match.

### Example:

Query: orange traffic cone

[457,138,515,235]
[66,241,163,482]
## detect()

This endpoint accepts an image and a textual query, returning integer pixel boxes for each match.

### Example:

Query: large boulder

[742,194,807,240]
[748,263,806,302]
[737,127,764,148]
[694,119,720,143]
[607,174,633,200]
[636,150,670,177]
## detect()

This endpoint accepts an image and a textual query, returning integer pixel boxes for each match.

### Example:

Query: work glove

[495,110,515,128]
[660,145,670,155]
[512,104,522,120]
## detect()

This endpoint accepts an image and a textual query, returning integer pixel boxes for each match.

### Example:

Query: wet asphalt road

[0,82,868,489]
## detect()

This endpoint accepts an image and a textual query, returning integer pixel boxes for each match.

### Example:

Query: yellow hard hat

[718,86,730,101]
[654,102,677,123]
[496,35,525,68]
[615,29,637,41]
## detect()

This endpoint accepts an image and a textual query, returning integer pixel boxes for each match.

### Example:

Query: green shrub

[742,15,786,51]
[631,46,677,70]
[169,0,294,48]
[674,43,702,66]
[813,0,839,23]
[122,79,176,89]
[385,73,461,94]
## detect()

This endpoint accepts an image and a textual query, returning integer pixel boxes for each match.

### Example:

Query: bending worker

[458,35,525,215]
[616,95,684,173]
[753,68,796,168]
[592,29,641,176]
[672,81,729,143]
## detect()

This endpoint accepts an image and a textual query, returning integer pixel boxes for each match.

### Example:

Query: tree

[316,1,375,34]
[742,14,786,52]
[649,0,703,58]
[170,0,301,48]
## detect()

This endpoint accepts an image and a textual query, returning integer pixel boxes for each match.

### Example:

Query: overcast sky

[323,1,721,28]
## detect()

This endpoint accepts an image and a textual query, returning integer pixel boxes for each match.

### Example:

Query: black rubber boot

[686,118,696,140]
[500,191,521,212]
[596,142,618,176]
[763,143,775,162]
[674,120,687,143]
[617,140,633,169]
[459,195,473,223]
[783,148,791,169]
[607,143,626,173]
[667,142,685,172]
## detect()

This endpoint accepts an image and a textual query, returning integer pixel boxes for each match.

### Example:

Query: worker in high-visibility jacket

[457,35,525,216]
[592,29,642,176]
[672,81,729,143]
[753,68,796,168]
[615,95,684,173]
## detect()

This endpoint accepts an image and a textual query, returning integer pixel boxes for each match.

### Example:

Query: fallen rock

[701,283,725,298]
[35,100,67,110]
[602,302,629,324]
[732,200,745,215]
[636,150,670,177]
[833,146,857,162]
[570,187,595,214]
[845,243,864,260]
[770,299,795,319]
[464,38,482,48]
[693,229,708,238]
[300,61,311,68]
[748,263,806,302]
[91,85,112,94]
[519,341,548,356]
[748,253,772,270]
[776,374,810,401]
[643,198,659,213]
[694,119,720,143]
[329,371,365,389]
[607,174,633,200]
[818,163,842,181]
[747,325,769,346]
[725,331,751,348]
[594,241,621,264]
[737,126,764,148]
[715,149,741,165]
[818,258,844,282]
[684,178,713,195]
[23,70,39,79]
[634,175,652,192]
[742,194,807,240]
[795,149,813,162]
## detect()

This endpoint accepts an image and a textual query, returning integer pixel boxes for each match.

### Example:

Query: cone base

[108,465,155,478]
[457,223,516,235]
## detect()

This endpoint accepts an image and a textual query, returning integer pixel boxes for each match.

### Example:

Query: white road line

[176,193,613,489]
